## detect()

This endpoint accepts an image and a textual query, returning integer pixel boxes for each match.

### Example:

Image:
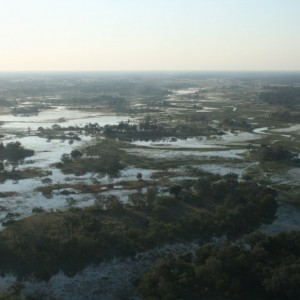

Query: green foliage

[57,141,125,176]
[103,116,218,141]
[60,153,72,163]
[269,110,300,122]
[223,118,252,129]
[0,281,24,299]
[0,142,34,163]
[145,187,158,207]
[70,149,83,159]
[0,168,48,184]
[138,231,300,300]
[169,185,182,198]
[255,145,297,162]
[0,174,277,280]
[259,87,300,107]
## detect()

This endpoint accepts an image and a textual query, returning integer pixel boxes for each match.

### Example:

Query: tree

[106,195,123,211]
[94,195,106,211]
[0,142,34,163]
[169,185,182,199]
[61,153,72,163]
[70,150,83,160]
[137,172,143,181]
[66,197,77,207]
[259,145,296,161]
[129,192,145,209]
[146,187,158,206]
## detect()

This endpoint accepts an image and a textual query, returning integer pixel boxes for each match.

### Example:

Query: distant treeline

[269,110,300,122]
[103,118,218,141]
[67,94,127,106]
[11,106,39,114]
[255,145,298,162]
[259,87,300,107]
[0,99,12,106]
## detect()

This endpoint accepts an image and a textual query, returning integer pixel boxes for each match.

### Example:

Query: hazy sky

[1,0,299,71]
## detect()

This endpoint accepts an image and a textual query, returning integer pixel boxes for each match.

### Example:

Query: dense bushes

[138,231,300,300]
[0,142,35,182]
[255,145,297,162]
[259,87,300,107]
[103,118,218,141]
[0,142,34,163]
[0,174,277,279]
[57,141,124,176]
[269,110,300,122]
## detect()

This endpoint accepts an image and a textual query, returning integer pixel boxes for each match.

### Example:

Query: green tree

[70,149,83,160]
[169,185,182,199]
[61,153,72,163]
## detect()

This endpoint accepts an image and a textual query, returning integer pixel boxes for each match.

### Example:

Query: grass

[36,179,154,197]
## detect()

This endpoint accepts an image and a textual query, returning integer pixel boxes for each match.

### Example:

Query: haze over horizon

[1,0,299,72]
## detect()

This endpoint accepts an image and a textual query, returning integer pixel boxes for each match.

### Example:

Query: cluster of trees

[58,142,124,176]
[223,118,252,130]
[60,149,83,163]
[67,94,129,112]
[0,142,34,164]
[0,169,24,183]
[259,87,300,107]
[103,117,217,141]
[168,173,277,236]
[255,145,297,162]
[0,173,277,279]
[103,118,174,141]
[11,106,39,115]
[37,124,83,142]
[269,111,300,122]
[138,231,300,300]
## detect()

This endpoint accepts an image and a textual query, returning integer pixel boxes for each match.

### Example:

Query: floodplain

[0,72,300,299]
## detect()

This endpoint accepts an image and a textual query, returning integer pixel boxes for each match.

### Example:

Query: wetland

[0,72,300,299]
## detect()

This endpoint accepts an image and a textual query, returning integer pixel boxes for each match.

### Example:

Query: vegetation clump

[223,118,252,130]
[0,142,34,163]
[11,106,39,115]
[0,174,277,280]
[103,117,218,142]
[269,110,300,122]
[57,141,124,176]
[138,231,300,300]
[255,145,297,162]
[259,87,300,107]
[0,168,49,184]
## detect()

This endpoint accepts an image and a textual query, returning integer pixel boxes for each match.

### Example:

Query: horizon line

[1,70,300,74]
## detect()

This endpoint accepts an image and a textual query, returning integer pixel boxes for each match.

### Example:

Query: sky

[0,0,299,71]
